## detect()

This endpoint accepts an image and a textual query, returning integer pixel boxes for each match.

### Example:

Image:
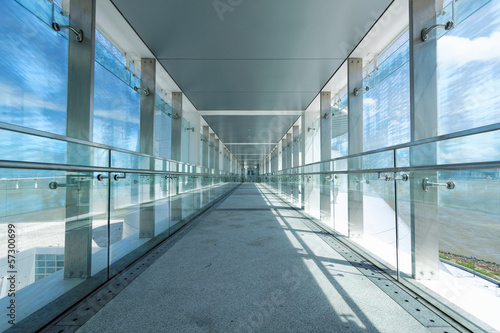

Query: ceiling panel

[111,0,392,165]
[112,0,391,60]
[186,92,316,111]
[203,115,298,144]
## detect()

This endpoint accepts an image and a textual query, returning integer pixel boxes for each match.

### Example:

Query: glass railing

[0,127,241,332]
[259,128,500,332]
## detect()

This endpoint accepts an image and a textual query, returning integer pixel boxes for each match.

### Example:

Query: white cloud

[0,82,65,113]
[438,31,500,66]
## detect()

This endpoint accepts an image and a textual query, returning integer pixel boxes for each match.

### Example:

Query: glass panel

[319,174,333,230]
[0,129,109,166]
[109,172,144,276]
[331,94,349,158]
[364,33,410,151]
[95,31,130,86]
[169,176,182,233]
[437,0,500,135]
[413,168,500,331]
[155,94,172,159]
[410,130,500,167]
[154,174,170,236]
[0,169,105,331]
[395,172,412,276]
[332,174,348,236]
[0,0,68,135]
[362,150,394,170]
[181,118,190,163]
[352,173,398,277]
[305,175,320,220]
[111,151,152,170]
[93,62,140,151]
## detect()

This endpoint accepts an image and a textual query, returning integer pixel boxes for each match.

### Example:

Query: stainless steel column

[320,92,332,225]
[171,92,183,161]
[64,0,96,280]
[138,58,156,238]
[170,92,183,223]
[348,58,364,238]
[409,0,440,279]
[215,139,220,170]
[202,126,209,168]
[292,125,300,206]
[286,133,292,169]
[209,133,215,169]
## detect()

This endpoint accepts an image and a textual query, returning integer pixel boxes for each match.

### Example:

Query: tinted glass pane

[0,0,68,135]
[438,0,500,134]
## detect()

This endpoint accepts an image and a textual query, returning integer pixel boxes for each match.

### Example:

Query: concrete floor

[76,184,439,333]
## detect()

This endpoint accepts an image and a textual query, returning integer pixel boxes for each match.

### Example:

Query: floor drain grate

[286,210,462,333]
[39,185,241,333]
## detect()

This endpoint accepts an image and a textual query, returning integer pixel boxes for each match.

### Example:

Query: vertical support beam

[300,113,306,209]
[170,92,182,223]
[171,92,183,161]
[202,126,209,169]
[139,58,156,239]
[348,58,364,238]
[292,125,300,168]
[139,59,156,155]
[64,0,96,280]
[286,132,293,200]
[286,133,292,170]
[209,133,215,169]
[301,113,307,166]
[66,0,95,141]
[320,92,332,161]
[281,139,286,170]
[409,0,439,279]
[215,139,220,170]
[348,60,363,155]
[292,125,300,206]
[320,92,332,225]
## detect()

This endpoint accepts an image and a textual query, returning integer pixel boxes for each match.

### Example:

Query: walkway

[73,184,457,332]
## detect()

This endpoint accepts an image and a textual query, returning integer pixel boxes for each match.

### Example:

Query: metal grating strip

[39,185,240,333]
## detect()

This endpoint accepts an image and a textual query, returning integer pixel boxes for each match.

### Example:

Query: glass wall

[93,31,141,152]
[0,0,68,135]
[155,94,172,159]
[261,1,500,331]
[363,32,410,152]
[0,2,239,331]
[0,132,238,331]
[331,91,348,158]
[437,0,500,135]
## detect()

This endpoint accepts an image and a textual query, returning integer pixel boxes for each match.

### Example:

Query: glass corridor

[0,129,240,332]
[0,0,499,332]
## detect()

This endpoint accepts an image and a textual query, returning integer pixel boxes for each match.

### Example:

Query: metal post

[281,139,286,171]
[300,113,306,210]
[64,0,96,280]
[209,133,215,169]
[292,125,300,168]
[171,92,183,161]
[348,58,364,238]
[202,126,209,168]
[286,133,292,169]
[292,125,300,206]
[215,139,220,170]
[409,0,440,280]
[320,92,332,226]
[171,92,182,222]
[138,58,156,239]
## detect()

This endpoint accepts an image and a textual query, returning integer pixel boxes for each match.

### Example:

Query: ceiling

[111,0,393,167]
